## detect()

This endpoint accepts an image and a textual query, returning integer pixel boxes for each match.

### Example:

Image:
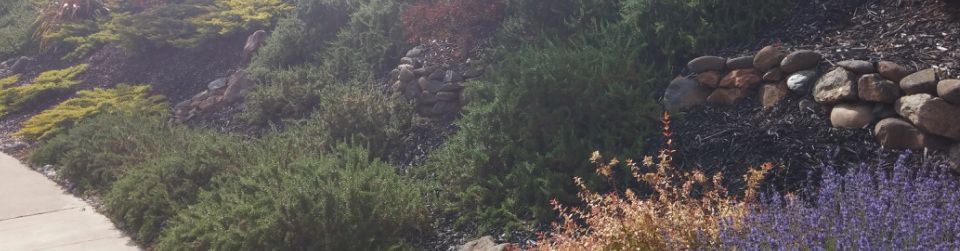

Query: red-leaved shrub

[401,0,505,58]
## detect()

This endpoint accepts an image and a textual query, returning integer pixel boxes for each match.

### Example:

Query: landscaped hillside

[1,0,959,250]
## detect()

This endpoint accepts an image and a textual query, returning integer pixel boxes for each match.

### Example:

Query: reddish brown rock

[874,117,923,150]
[719,69,760,89]
[707,88,748,105]
[759,82,789,109]
[754,45,786,72]
[857,74,901,103]
[696,71,721,88]
[878,61,910,82]
[830,103,874,129]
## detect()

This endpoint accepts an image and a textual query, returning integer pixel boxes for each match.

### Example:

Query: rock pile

[669,45,960,155]
[386,45,487,118]
[173,70,256,122]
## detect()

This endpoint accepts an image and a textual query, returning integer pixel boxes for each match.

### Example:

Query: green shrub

[421,24,662,233]
[241,64,326,125]
[29,113,172,193]
[156,144,428,250]
[104,130,243,245]
[0,64,87,116]
[0,0,35,58]
[16,84,168,140]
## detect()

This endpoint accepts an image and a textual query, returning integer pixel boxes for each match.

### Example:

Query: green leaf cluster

[16,84,168,140]
[0,0,35,58]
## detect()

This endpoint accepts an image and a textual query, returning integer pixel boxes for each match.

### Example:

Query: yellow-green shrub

[0,64,87,116]
[16,84,167,140]
[0,75,19,88]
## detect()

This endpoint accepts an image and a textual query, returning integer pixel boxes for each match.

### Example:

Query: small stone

[696,71,721,88]
[413,66,436,76]
[780,50,822,73]
[874,117,923,150]
[787,70,818,95]
[425,79,446,92]
[664,77,711,112]
[726,55,754,70]
[417,77,430,90]
[759,82,789,109]
[399,68,416,82]
[754,45,786,72]
[762,68,783,82]
[406,47,423,57]
[813,68,857,104]
[404,82,421,98]
[221,70,256,104]
[878,61,910,82]
[443,70,462,83]
[428,69,445,81]
[457,236,510,251]
[900,68,939,95]
[197,96,220,110]
[440,83,464,92]
[688,56,726,73]
[707,88,747,105]
[400,57,415,65]
[896,94,960,140]
[937,79,960,104]
[437,91,458,101]
[857,74,901,103]
[418,92,438,104]
[207,78,227,91]
[398,64,414,72]
[830,103,874,128]
[836,60,876,74]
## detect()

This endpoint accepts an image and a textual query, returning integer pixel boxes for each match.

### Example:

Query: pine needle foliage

[0,75,20,88]
[0,64,87,116]
[0,0,35,58]
[16,84,168,140]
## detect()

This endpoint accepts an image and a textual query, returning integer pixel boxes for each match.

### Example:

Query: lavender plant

[719,151,960,250]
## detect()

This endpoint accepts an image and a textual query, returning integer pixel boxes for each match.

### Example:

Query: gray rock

[403,82,421,98]
[874,117,923,150]
[418,92,438,104]
[896,94,960,140]
[780,50,822,73]
[878,61,910,82]
[754,45,786,72]
[221,70,256,103]
[813,68,857,104]
[457,236,509,251]
[687,56,726,73]
[664,77,711,112]
[399,67,416,82]
[937,79,960,104]
[900,68,939,95]
[444,70,463,83]
[1,141,27,152]
[425,79,445,92]
[413,66,436,76]
[207,78,228,91]
[830,103,874,129]
[400,57,415,65]
[836,60,875,74]
[787,70,818,95]
[428,69,445,81]
[726,55,754,70]
[406,47,424,58]
[857,74,901,103]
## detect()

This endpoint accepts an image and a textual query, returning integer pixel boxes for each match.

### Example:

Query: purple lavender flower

[719,151,960,250]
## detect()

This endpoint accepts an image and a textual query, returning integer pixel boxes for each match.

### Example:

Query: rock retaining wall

[386,45,487,118]
[667,45,960,157]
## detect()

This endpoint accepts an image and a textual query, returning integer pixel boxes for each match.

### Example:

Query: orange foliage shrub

[533,112,772,250]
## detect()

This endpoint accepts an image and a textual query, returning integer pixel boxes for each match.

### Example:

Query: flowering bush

[532,113,772,249]
[719,151,960,250]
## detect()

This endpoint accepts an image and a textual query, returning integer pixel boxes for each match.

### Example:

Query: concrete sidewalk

[0,153,139,251]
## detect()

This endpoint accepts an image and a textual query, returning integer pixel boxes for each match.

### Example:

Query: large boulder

[878,61,910,82]
[696,71,721,88]
[830,103,874,128]
[937,79,960,104]
[874,117,923,150]
[857,74,901,103]
[754,45,786,72]
[813,68,857,104]
[759,82,789,109]
[787,70,818,95]
[726,55,754,70]
[707,88,748,105]
[243,30,267,62]
[664,77,711,112]
[899,68,939,95]
[221,70,256,103]
[780,50,822,73]
[895,94,960,140]
[836,60,876,74]
[688,56,726,73]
